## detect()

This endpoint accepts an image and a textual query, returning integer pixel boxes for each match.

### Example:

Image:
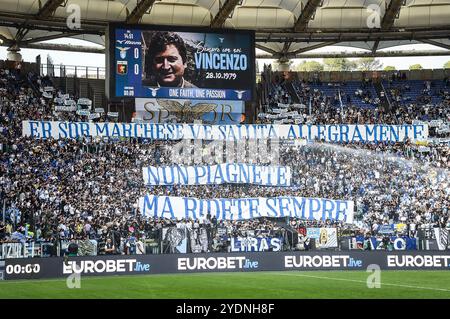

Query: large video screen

[109,24,255,101]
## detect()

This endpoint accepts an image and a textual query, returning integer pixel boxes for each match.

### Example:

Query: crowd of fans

[0,66,449,255]
[261,74,449,128]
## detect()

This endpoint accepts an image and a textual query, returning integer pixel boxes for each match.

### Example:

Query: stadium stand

[0,65,449,256]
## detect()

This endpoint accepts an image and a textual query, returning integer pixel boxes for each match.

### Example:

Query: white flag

[434,228,449,250]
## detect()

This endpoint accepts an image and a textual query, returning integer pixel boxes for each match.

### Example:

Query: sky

[0,38,449,71]
[257,44,450,71]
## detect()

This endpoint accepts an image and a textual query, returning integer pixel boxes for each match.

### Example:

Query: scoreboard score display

[108,24,255,101]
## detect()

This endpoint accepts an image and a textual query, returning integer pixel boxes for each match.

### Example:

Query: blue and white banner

[355,236,418,250]
[143,164,291,186]
[0,242,37,259]
[377,224,395,235]
[138,195,354,223]
[23,121,428,142]
[230,237,283,252]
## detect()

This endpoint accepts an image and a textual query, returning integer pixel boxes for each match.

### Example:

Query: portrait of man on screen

[142,31,197,88]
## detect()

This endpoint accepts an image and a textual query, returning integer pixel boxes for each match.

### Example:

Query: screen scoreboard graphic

[109,24,255,101]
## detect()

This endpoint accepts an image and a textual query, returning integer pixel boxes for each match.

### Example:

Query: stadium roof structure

[0,0,450,59]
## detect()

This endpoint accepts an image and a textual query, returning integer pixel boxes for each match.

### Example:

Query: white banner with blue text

[138,195,354,223]
[22,121,428,142]
[143,164,291,186]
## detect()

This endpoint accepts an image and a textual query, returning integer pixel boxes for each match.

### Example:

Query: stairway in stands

[284,82,300,103]
[89,79,106,108]
[65,77,76,96]
[373,81,391,112]
[26,74,41,97]
[272,218,299,249]
[79,78,89,99]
